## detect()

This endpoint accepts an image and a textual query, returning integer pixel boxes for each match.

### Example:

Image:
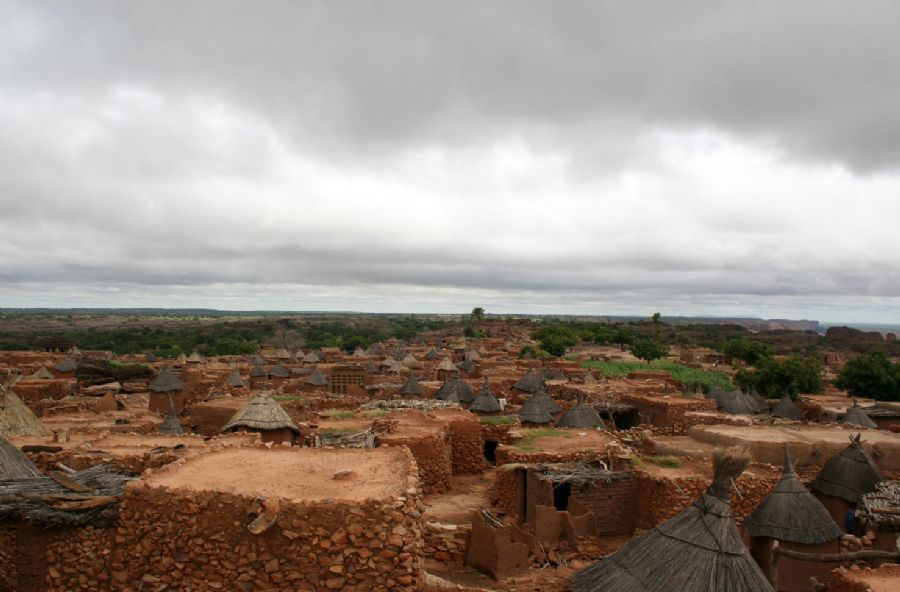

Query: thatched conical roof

[306,369,328,386]
[352,347,367,358]
[31,366,54,380]
[0,433,41,479]
[810,434,884,504]
[186,352,203,364]
[572,451,773,592]
[744,447,842,544]
[436,377,475,404]
[175,353,187,365]
[465,350,481,362]
[841,400,877,429]
[719,389,761,415]
[366,361,379,374]
[532,389,562,415]
[469,380,501,414]
[302,352,319,364]
[149,368,184,393]
[249,365,268,378]
[771,393,803,420]
[557,399,606,429]
[437,357,458,372]
[274,348,291,360]
[158,396,183,435]
[402,354,417,364]
[514,370,542,393]
[459,359,477,374]
[0,384,51,437]
[399,373,424,397]
[424,347,441,361]
[269,364,290,379]
[519,395,554,424]
[55,358,78,373]
[748,389,769,414]
[222,393,300,434]
[225,370,247,388]
[705,385,728,407]
[253,355,266,366]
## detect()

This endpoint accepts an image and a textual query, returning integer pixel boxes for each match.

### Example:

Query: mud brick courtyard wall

[447,419,486,474]
[380,433,452,494]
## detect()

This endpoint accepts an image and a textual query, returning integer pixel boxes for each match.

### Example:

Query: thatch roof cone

[810,434,884,504]
[514,370,542,393]
[249,365,268,378]
[149,368,184,393]
[302,352,319,364]
[175,353,187,365]
[0,384,51,437]
[841,399,877,429]
[469,379,501,414]
[437,357,457,372]
[306,369,328,386]
[436,377,475,404]
[274,348,291,360]
[31,366,54,380]
[424,347,441,361]
[0,433,42,479]
[366,361,379,374]
[557,399,606,430]
[222,393,300,434]
[399,373,424,397]
[519,395,554,424]
[186,352,203,364]
[719,388,761,415]
[253,355,266,366]
[225,370,247,388]
[532,389,562,414]
[159,396,184,435]
[744,446,842,544]
[572,450,773,592]
[352,347,367,358]
[583,371,597,385]
[55,358,78,373]
[771,393,803,420]
[269,364,290,379]
[748,389,769,414]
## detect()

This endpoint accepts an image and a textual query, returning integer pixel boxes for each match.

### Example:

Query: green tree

[652,312,662,337]
[736,355,822,397]
[835,352,900,402]
[631,338,667,364]
[471,307,485,328]
[613,327,634,352]
[723,339,771,365]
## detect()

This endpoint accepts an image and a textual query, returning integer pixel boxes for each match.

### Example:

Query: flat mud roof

[143,447,410,501]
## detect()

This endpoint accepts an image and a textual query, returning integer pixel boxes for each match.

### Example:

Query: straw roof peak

[399,373,424,397]
[841,398,877,428]
[222,393,300,434]
[159,396,183,435]
[149,368,184,393]
[810,434,884,504]
[0,384,51,437]
[469,379,501,414]
[0,433,42,479]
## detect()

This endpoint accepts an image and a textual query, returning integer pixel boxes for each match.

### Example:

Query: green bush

[835,352,900,402]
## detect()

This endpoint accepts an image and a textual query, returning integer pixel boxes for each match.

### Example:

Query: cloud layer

[2,1,900,320]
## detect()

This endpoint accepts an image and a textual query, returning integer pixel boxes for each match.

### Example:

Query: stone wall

[0,525,15,591]
[43,526,115,592]
[380,433,452,494]
[447,419,486,475]
[569,475,639,536]
[423,521,470,563]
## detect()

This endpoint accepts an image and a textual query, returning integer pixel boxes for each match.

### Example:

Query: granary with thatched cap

[399,373,424,397]
[30,366,54,380]
[424,347,441,361]
[221,393,301,444]
[0,383,52,437]
[514,369,542,393]
[306,368,329,387]
[174,353,187,366]
[459,359,477,375]
[841,399,877,429]
[469,379,501,414]
[571,450,774,592]
[744,447,843,590]
[54,357,78,373]
[274,348,291,360]
[269,364,290,380]
[186,352,203,365]
[224,369,247,389]
[771,393,803,421]
[436,357,458,381]
[557,398,606,430]
[519,395,554,425]
[0,433,42,479]
[532,388,562,415]
[436,377,475,404]
[301,351,319,365]
[158,396,184,435]
[148,368,186,415]
[810,434,884,530]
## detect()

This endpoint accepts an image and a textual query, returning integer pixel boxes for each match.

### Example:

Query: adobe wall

[0,525,15,591]
[569,475,639,536]
[423,522,470,564]
[491,468,520,516]
[112,474,425,591]
[448,419,486,474]
[380,433,452,494]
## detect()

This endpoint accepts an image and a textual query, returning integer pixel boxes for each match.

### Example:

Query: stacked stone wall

[381,433,452,494]
[448,419,485,474]
[423,522,470,563]
[0,525,15,591]
[43,525,115,592]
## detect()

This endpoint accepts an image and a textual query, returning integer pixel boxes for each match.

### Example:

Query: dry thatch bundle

[519,395,554,424]
[306,369,329,386]
[469,379,501,414]
[572,450,772,592]
[557,398,606,430]
[0,433,41,479]
[0,384,51,437]
[810,434,884,504]
[436,377,475,404]
[148,368,184,393]
[841,400,877,429]
[399,373,424,397]
[222,393,300,434]
[158,396,183,435]
[514,370,542,393]
[744,447,842,544]
[771,393,803,420]
[225,370,247,388]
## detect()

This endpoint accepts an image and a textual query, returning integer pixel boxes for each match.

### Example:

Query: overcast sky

[2,2,900,322]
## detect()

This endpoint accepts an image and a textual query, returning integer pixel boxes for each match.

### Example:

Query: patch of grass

[359,409,387,419]
[480,416,515,426]
[321,427,360,434]
[643,455,682,468]
[320,409,355,419]
[514,428,572,451]
[272,395,304,402]
[581,359,733,392]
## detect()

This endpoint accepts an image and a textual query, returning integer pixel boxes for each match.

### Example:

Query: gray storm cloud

[1,1,900,320]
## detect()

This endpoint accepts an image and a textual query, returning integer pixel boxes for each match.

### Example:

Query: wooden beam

[774,547,900,563]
